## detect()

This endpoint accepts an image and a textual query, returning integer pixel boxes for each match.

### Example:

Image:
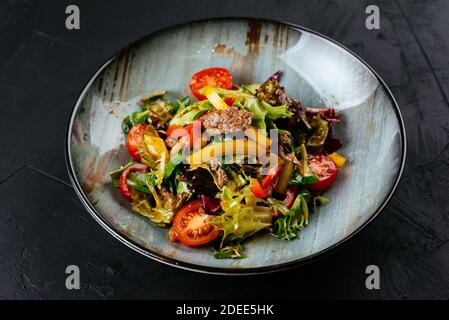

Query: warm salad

[110,68,346,259]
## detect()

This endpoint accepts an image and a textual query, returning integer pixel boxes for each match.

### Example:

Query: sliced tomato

[189,67,233,100]
[127,123,147,161]
[283,185,298,209]
[172,199,221,246]
[250,165,283,198]
[306,154,338,191]
[119,163,149,201]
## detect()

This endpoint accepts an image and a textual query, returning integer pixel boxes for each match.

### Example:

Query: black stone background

[0,0,448,299]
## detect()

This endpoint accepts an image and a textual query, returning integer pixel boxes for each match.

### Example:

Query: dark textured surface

[0,0,448,299]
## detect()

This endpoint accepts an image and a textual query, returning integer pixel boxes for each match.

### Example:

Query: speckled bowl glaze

[66,18,406,274]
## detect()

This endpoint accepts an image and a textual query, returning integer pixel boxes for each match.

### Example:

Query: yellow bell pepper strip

[204,86,228,110]
[187,139,265,165]
[328,152,346,168]
[143,135,169,161]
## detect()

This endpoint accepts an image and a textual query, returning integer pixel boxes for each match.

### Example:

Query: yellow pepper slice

[142,125,169,163]
[204,86,228,110]
[143,135,169,162]
[329,152,346,168]
[187,139,266,165]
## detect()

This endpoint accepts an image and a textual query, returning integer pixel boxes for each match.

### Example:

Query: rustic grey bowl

[66,18,406,274]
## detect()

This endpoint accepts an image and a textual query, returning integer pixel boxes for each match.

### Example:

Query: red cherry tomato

[172,199,221,246]
[306,154,338,191]
[189,67,233,100]
[283,185,298,209]
[250,165,283,198]
[119,163,149,200]
[127,123,147,161]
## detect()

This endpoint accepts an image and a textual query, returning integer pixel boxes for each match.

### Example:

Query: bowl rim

[65,17,407,275]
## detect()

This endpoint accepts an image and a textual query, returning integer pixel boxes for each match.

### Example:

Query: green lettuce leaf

[260,100,293,120]
[209,187,272,247]
[242,97,267,129]
[273,189,311,240]
[168,100,213,126]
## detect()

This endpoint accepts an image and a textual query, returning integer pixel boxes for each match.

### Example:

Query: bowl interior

[68,19,404,272]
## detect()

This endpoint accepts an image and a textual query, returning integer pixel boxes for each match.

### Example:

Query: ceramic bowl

[66,18,406,274]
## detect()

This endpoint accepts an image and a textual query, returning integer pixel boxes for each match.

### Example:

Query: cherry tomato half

[189,67,233,100]
[127,123,147,161]
[172,199,221,246]
[306,154,338,191]
[119,163,149,200]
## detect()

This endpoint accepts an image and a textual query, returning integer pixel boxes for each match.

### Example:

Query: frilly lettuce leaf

[212,243,245,259]
[209,186,272,247]
[273,189,311,240]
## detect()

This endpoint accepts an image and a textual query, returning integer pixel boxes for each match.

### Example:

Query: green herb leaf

[127,172,154,194]
[172,96,190,113]
[289,174,319,186]
[126,179,151,194]
[122,110,150,134]
[164,152,185,179]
